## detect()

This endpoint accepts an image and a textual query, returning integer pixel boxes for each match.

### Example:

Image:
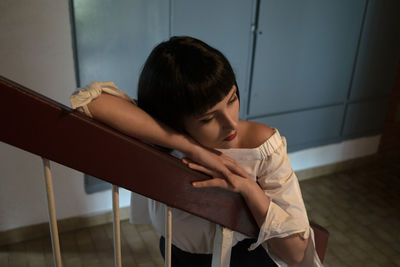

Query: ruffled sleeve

[70,81,136,117]
[249,131,323,266]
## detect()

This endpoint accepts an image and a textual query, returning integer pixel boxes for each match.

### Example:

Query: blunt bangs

[137,36,238,132]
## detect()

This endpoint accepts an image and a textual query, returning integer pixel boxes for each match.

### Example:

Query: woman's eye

[228,95,237,104]
[200,117,213,124]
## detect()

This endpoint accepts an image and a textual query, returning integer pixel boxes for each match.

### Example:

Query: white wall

[0,0,131,232]
[0,0,381,231]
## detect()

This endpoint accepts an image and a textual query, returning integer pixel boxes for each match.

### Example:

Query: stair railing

[0,76,328,266]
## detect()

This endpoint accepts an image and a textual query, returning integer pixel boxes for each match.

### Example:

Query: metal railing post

[112,185,122,267]
[165,206,172,267]
[42,158,63,267]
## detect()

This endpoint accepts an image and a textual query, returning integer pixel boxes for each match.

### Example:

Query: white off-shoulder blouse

[71,81,323,267]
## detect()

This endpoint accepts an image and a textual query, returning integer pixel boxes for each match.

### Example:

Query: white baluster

[165,206,172,267]
[211,225,233,267]
[42,158,63,267]
[112,185,122,267]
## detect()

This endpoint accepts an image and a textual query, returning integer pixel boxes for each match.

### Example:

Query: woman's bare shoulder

[238,121,274,148]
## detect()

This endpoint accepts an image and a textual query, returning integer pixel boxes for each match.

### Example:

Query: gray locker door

[343,99,390,138]
[73,0,169,98]
[252,105,345,152]
[249,0,366,116]
[248,0,367,150]
[350,0,400,100]
[171,0,256,119]
[72,0,169,193]
[343,0,399,138]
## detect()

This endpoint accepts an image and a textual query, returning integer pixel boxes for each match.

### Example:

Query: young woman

[71,36,322,266]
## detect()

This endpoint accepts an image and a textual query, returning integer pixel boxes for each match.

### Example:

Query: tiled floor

[1,154,399,266]
[301,154,400,267]
[0,222,164,267]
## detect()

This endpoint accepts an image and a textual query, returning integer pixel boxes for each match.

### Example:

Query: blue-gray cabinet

[249,0,365,116]
[72,0,399,193]
[72,0,170,97]
[170,0,256,118]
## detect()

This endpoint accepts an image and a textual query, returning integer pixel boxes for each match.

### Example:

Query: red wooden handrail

[0,76,258,237]
[0,76,328,261]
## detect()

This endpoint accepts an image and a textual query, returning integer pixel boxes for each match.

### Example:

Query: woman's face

[183,85,240,149]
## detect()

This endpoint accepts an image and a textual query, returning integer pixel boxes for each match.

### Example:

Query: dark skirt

[159,236,277,267]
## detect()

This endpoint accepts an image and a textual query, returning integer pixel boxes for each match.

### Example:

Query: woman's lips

[224,131,237,141]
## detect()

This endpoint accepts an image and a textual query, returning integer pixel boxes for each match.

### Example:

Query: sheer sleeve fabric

[249,133,323,266]
[70,81,136,117]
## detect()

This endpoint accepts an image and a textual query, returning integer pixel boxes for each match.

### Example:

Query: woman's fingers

[181,157,191,165]
[183,148,250,193]
[226,161,249,178]
[182,158,221,177]
[183,148,249,183]
[191,171,243,191]
[215,153,248,178]
[219,156,249,178]
[192,178,234,191]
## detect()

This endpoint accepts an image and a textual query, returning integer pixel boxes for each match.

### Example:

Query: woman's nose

[221,111,237,130]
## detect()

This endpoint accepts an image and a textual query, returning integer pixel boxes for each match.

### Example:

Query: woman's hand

[182,153,271,228]
[184,154,308,265]
[182,142,249,180]
[181,154,251,194]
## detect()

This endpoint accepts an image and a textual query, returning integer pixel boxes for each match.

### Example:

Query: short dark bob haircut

[137,36,239,132]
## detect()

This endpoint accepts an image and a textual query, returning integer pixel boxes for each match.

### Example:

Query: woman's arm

[240,180,308,265]
[184,122,309,265]
[268,234,308,265]
[187,165,308,265]
[85,92,237,178]
[87,93,193,152]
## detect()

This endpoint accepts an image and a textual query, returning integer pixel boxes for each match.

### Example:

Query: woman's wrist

[239,178,259,197]
[240,179,270,227]
[171,133,200,156]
